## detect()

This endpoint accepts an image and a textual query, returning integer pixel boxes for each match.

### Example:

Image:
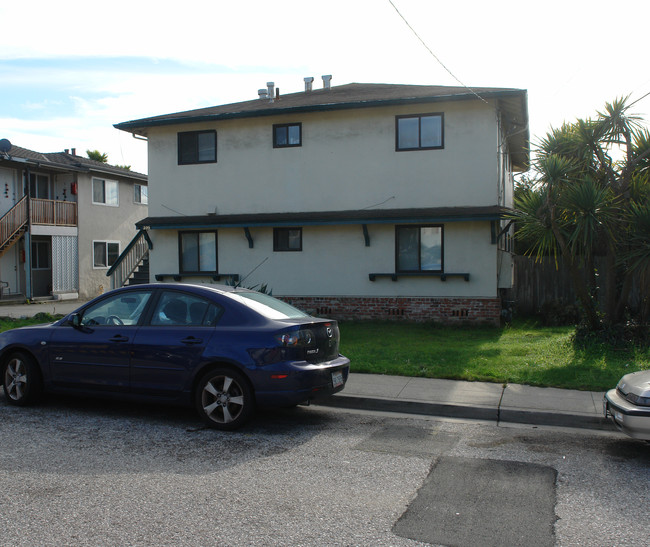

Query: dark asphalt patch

[393,456,557,547]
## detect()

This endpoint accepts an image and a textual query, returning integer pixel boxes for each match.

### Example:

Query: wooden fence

[507,256,643,316]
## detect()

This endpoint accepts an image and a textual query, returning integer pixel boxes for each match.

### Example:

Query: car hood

[618,369,650,398]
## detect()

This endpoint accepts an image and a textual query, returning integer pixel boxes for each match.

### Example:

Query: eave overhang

[0,153,148,182]
[115,89,525,133]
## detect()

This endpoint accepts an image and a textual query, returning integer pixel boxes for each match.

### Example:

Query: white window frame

[134,183,148,205]
[93,240,120,269]
[92,178,119,206]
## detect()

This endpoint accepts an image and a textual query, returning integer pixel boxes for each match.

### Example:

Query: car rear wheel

[2,352,43,406]
[195,368,254,430]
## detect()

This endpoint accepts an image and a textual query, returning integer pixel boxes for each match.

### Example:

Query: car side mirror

[69,313,82,328]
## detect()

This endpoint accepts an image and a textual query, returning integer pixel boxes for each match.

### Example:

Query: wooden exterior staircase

[0,197,28,257]
[107,229,153,289]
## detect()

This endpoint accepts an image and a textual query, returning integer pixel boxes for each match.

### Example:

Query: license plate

[332,371,344,388]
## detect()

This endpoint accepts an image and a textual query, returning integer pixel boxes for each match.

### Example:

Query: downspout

[24,168,32,300]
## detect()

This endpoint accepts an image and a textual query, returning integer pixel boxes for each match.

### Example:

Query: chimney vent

[267,82,275,103]
[64,149,69,154]
[71,148,76,156]
[322,75,332,89]
[304,77,314,92]
[258,89,268,99]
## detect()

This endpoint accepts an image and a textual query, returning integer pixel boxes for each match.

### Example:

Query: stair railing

[0,196,28,254]
[107,229,153,289]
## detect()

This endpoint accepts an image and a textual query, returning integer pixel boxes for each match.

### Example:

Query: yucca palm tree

[512,96,650,330]
[86,149,108,163]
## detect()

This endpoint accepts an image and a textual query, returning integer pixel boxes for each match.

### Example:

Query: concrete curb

[318,393,616,432]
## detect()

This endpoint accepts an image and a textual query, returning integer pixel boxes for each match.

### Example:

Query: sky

[1,0,649,175]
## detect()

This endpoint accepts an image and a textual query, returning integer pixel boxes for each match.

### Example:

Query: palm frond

[511,187,561,262]
[621,202,650,275]
[596,96,644,141]
[631,127,650,175]
[560,179,619,255]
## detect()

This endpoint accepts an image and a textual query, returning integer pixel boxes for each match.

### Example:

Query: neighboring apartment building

[0,142,148,300]
[114,79,528,324]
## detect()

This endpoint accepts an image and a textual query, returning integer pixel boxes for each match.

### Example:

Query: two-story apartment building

[114,80,528,324]
[0,142,148,300]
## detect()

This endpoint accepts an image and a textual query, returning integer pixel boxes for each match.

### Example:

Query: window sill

[155,273,239,282]
[369,272,469,282]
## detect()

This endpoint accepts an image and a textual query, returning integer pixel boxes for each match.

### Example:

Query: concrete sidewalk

[320,373,613,432]
[1,298,614,432]
[0,299,84,318]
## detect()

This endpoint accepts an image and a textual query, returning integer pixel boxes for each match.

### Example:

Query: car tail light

[276,329,315,348]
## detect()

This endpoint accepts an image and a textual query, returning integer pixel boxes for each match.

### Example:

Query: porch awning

[135,205,511,230]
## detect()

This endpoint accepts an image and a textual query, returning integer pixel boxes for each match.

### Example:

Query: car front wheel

[2,352,43,406]
[195,368,254,430]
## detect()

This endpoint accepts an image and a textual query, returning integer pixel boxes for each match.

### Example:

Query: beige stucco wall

[140,96,516,301]
[77,173,148,299]
[146,99,500,217]
[0,166,19,217]
[148,221,498,298]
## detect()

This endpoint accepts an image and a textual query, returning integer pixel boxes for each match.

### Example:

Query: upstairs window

[92,178,119,206]
[179,231,218,273]
[28,173,50,199]
[134,184,148,204]
[178,130,217,165]
[273,123,302,148]
[396,225,443,272]
[396,113,444,151]
[273,227,302,251]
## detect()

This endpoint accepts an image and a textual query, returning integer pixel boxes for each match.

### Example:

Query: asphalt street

[1,393,648,546]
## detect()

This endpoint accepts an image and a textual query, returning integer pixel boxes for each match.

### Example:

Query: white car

[604,370,650,440]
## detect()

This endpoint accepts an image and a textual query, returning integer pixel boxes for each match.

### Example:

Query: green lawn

[1,315,647,392]
[0,313,61,332]
[339,320,650,391]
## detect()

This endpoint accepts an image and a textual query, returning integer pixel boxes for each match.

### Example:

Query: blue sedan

[0,284,350,430]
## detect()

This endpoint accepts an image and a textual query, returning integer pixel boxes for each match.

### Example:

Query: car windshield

[227,291,309,320]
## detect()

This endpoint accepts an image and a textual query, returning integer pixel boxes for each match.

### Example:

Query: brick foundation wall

[279,296,502,325]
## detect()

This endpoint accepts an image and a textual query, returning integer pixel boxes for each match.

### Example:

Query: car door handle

[181,337,203,345]
[109,335,129,343]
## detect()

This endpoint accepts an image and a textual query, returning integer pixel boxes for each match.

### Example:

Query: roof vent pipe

[322,75,332,89]
[267,82,275,103]
[304,77,314,92]
[258,89,268,99]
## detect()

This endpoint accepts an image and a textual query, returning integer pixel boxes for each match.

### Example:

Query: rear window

[227,291,309,320]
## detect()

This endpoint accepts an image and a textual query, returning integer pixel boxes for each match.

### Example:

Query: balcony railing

[0,197,78,257]
[30,198,77,226]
